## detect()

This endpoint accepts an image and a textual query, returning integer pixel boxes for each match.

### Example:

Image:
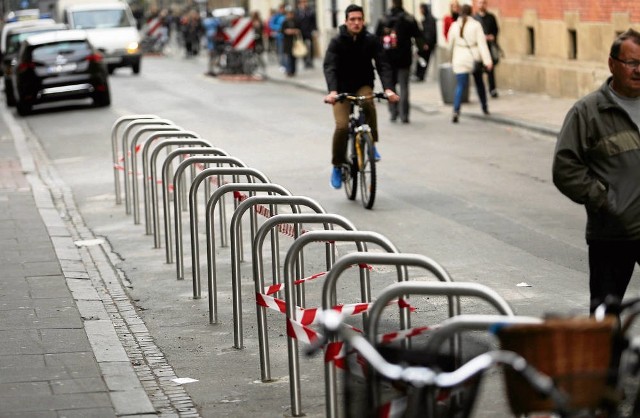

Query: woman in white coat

[447,4,493,123]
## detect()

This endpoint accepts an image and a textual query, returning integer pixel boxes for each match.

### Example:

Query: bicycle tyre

[358,131,376,209]
[343,136,358,201]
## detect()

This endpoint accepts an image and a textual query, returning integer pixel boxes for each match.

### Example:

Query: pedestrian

[250,10,267,74]
[280,7,300,77]
[474,0,501,98]
[415,3,437,82]
[374,0,424,124]
[269,4,287,71]
[323,4,399,189]
[443,0,460,41]
[203,11,220,76]
[552,28,640,314]
[182,10,203,57]
[447,4,493,123]
[295,0,317,69]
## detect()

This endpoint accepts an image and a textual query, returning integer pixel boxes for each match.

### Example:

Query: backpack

[380,12,403,50]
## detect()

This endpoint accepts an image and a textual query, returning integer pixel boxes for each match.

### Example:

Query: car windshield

[32,40,90,62]
[7,29,60,54]
[71,9,131,29]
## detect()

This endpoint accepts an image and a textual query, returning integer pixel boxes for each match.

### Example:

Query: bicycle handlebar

[324,92,389,104]
[306,310,569,414]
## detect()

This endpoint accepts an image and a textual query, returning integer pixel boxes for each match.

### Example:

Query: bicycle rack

[230,198,327,353]
[160,148,230,262]
[132,130,201,228]
[205,185,294,324]
[255,217,372,384]
[174,166,270,284]
[119,119,177,214]
[110,114,159,205]
[283,235,410,417]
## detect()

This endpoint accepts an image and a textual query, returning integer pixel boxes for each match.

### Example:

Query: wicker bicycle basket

[497,316,616,415]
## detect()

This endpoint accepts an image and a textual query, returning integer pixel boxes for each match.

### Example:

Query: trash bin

[439,63,468,104]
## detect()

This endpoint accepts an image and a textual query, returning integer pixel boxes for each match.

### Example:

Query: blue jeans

[453,70,488,114]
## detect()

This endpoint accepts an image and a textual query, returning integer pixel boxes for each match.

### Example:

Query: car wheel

[93,87,111,107]
[132,60,140,74]
[16,101,31,116]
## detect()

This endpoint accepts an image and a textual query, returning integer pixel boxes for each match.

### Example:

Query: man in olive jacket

[552,29,640,313]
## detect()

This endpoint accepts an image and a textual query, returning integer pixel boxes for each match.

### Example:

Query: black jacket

[323,25,393,93]
[375,7,423,68]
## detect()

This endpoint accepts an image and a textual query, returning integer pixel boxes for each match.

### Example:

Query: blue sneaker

[330,166,342,189]
[373,146,381,161]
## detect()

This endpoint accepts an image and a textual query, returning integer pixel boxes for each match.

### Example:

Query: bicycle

[306,310,570,418]
[333,92,388,210]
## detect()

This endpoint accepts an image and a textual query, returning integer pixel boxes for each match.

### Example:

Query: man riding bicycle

[323,4,399,189]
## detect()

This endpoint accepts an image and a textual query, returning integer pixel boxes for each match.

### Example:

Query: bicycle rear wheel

[343,136,358,200]
[358,132,376,209]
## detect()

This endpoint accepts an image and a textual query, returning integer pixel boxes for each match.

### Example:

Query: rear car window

[32,40,91,62]
[71,9,132,29]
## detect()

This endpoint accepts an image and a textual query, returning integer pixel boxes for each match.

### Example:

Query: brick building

[481,0,639,98]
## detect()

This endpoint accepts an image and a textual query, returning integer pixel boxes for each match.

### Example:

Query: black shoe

[401,118,409,124]
[483,108,490,115]
[452,113,459,123]
[390,116,398,122]
[490,90,498,98]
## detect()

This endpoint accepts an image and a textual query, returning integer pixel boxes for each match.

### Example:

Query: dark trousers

[588,240,640,313]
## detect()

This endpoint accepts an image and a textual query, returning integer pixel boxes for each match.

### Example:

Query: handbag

[292,35,308,58]
[489,42,503,65]
[473,60,485,74]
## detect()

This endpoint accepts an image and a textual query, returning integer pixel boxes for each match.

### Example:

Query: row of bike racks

[110,115,534,417]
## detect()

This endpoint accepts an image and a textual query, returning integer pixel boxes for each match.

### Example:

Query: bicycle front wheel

[343,136,358,201]
[358,132,376,209]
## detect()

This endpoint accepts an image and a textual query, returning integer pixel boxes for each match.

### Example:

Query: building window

[527,26,535,55]
[568,29,577,60]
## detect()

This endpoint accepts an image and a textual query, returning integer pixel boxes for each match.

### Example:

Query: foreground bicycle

[334,92,388,210]
[306,310,569,418]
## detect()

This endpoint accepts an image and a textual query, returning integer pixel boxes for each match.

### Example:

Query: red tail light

[17,61,35,72]
[85,53,103,63]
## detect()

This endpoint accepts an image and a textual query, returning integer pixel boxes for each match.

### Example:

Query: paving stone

[50,377,107,394]
[55,407,116,418]
[0,392,112,412]
[0,381,51,397]
[40,329,90,353]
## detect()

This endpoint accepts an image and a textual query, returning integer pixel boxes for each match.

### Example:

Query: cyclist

[323,4,399,189]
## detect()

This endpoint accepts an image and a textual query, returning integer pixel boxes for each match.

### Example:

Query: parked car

[1,16,57,59]
[11,29,111,116]
[62,2,142,74]
[2,22,68,106]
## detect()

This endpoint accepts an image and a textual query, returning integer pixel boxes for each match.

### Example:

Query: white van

[63,2,141,74]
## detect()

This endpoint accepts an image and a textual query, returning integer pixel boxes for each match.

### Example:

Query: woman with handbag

[447,4,493,123]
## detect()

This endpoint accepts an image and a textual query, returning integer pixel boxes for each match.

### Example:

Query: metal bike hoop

[160,148,229,262]
[206,186,294,326]
[230,197,326,366]
[110,115,159,205]
[119,119,176,214]
[132,130,201,227]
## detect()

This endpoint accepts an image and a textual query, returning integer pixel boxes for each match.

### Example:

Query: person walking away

[474,0,500,98]
[250,10,267,74]
[269,4,287,71]
[552,28,640,314]
[323,4,399,189]
[415,3,437,82]
[443,0,460,41]
[183,10,203,57]
[203,11,220,76]
[447,4,492,123]
[375,0,424,124]
[280,7,300,77]
[295,0,317,69]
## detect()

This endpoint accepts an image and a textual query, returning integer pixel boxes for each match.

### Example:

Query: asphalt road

[7,51,640,417]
